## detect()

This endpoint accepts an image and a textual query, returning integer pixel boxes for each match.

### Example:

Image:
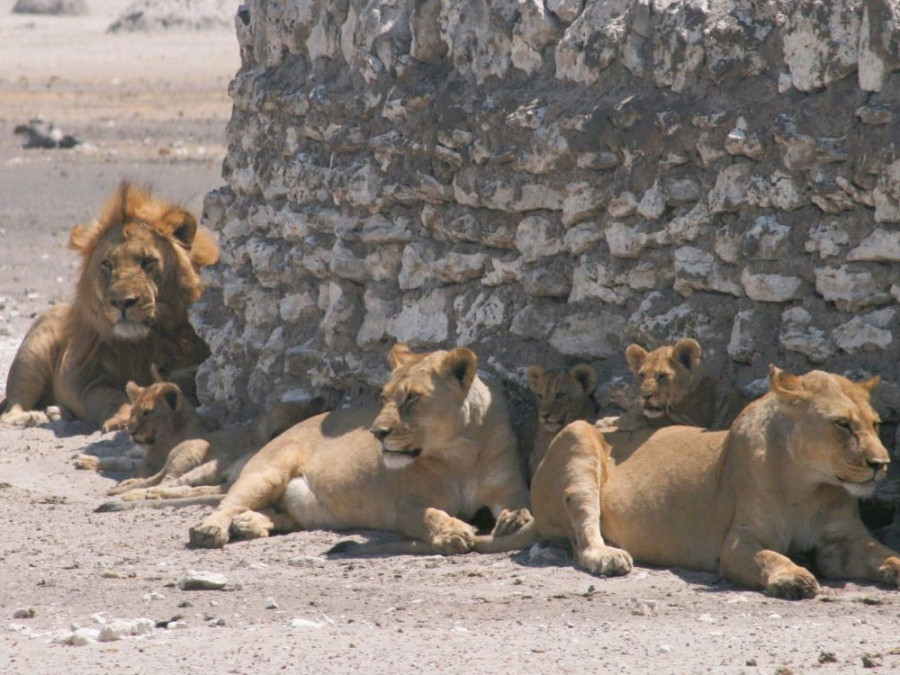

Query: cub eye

[141,257,158,270]
[403,393,419,407]
[100,260,113,272]
[555,392,566,401]
[141,408,152,418]
[657,373,668,383]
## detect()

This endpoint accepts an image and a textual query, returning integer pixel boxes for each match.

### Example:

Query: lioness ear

[160,383,183,412]
[625,344,648,375]
[672,339,701,371]
[389,343,414,369]
[442,348,477,393]
[125,381,143,403]
[570,364,597,394]
[859,375,880,393]
[525,365,545,393]
[67,224,95,253]
[768,364,812,402]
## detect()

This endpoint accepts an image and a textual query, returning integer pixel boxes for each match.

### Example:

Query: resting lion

[0,183,218,430]
[188,344,531,552]
[621,338,750,430]
[524,363,597,481]
[529,366,900,598]
[96,381,329,503]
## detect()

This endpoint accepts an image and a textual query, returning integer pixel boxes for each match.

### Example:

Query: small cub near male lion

[97,380,329,504]
[0,182,218,431]
[530,365,900,598]
[188,344,531,553]
[524,363,598,481]
[617,338,751,430]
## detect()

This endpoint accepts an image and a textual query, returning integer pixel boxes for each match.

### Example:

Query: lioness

[530,366,900,598]
[188,344,530,552]
[99,381,329,502]
[0,183,218,430]
[622,338,750,429]
[524,364,597,481]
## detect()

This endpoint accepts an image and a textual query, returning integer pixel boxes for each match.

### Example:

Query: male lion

[96,381,329,503]
[0,183,218,430]
[188,344,531,552]
[529,366,900,598]
[524,363,597,481]
[622,338,750,429]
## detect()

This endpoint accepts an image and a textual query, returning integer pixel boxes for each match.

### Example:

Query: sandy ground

[3,3,900,673]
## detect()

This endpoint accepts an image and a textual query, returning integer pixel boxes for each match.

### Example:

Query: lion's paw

[230,511,274,540]
[432,522,477,555]
[766,568,820,600]
[0,407,51,428]
[188,518,230,549]
[878,557,900,587]
[577,545,633,577]
[492,508,533,537]
[74,454,101,471]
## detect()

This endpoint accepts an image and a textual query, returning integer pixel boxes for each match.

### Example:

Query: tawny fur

[0,183,218,430]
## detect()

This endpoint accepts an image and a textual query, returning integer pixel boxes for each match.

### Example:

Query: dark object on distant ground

[12,0,88,16]
[14,119,81,149]
[108,0,231,33]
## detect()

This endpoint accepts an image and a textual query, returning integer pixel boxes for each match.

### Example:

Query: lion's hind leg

[0,310,63,427]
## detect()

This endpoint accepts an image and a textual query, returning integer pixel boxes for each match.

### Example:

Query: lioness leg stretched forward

[531,365,900,598]
[189,344,531,552]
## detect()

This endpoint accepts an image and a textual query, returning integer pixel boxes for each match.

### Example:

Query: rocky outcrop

[196,0,900,431]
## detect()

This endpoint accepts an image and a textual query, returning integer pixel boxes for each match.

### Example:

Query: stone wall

[195,0,900,429]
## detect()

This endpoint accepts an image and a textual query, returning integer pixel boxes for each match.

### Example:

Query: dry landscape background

[2,1,900,673]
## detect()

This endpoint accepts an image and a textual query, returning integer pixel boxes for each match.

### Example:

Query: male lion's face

[125,381,184,446]
[370,345,477,470]
[625,339,701,419]
[771,368,888,498]
[526,364,597,433]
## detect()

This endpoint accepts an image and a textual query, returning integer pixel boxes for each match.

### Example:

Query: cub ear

[125,381,143,403]
[525,365,545,393]
[67,223,95,253]
[672,338,702,371]
[859,375,880,393]
[150,364,166,383]
[442,348,477,393]
[768,364,812,403]
[389,343,413,369]
[570,364,597,394]
[625,344,648,375]
[160,383,184,412]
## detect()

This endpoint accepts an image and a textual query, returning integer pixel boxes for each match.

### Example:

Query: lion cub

[104,381,328,502]
[621,338,750,430]
[524,364,598,481]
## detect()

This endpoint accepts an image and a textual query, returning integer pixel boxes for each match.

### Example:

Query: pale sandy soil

[2,3,900,674]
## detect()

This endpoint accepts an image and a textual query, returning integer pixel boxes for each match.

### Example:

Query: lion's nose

[370,427,390,442]
[111,297,138,311]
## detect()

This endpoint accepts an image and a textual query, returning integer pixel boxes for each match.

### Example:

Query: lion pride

[529,366,900,598]
[0,183,218,430]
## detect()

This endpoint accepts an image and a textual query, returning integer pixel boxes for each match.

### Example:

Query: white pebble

[143,591,165,601]
[658,644,674,654]
[288,556,325,568]
[289,617,324,630]
[178,570,228,591]
[265,598,279,610]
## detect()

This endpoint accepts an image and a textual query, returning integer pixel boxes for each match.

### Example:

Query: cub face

[525,364,597,433]
[125,381,185,445]
[370,344,477,469]
[625,339,701,420]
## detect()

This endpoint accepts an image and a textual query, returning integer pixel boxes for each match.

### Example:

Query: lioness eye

[833,418,851,432]
[100,260,112,271]
[403,393,419,407]
[141,257,158,270]
[555,392,566,401]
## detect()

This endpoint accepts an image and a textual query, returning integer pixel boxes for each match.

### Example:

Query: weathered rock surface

[196,0,900,431]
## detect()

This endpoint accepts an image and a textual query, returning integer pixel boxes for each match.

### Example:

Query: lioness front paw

[188,517,231,549]
[878,557,900,586]
[577,545,633,577]
[492,508,533,537]
[432,521,477,555]
[107,477,142,496]
[766,568,820,600]
[119,488,149,502]
[231,511,275,540]
[74,454,101,471]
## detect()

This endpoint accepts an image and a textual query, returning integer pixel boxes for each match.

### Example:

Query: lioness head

[769,365,888,497]
[68,183,219,341]
[526,364,597,433]
[125,380,186,446]
[625,339,701,420]
[370,344,479,469]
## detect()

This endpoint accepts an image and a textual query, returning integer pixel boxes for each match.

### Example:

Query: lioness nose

[867,459,889,471]
[371,427,390,442]
[111,297,138,311]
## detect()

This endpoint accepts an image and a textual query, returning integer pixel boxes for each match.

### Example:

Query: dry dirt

[2,3,900,674]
